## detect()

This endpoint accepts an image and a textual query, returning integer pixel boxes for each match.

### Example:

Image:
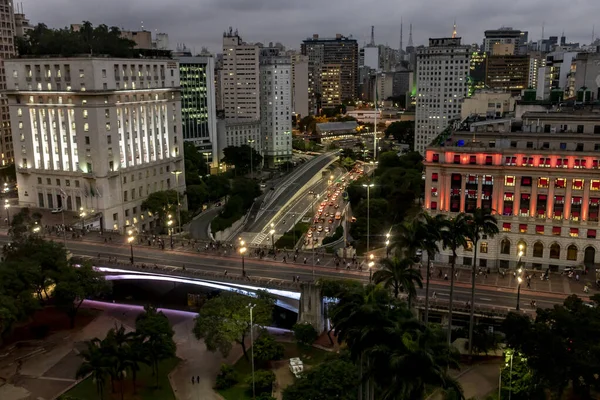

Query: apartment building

[424,112,600,271]
[290,54,309,118]
[415,37,471,155]
[301,34,358,111]
[221,29,260,121]
[4,57,185,232]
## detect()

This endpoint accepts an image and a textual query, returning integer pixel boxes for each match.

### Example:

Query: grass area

[218,342,330,400]
[62,358,179,400]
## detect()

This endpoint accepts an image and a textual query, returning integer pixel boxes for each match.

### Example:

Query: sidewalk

[427,359,502,400]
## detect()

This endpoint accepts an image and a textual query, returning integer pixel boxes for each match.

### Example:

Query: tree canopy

[140,190,179,224]
[192,291,275,360]
[385,121,415,147]
[221,145,263,175]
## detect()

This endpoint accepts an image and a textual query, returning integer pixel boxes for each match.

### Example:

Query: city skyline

[18,0,600,54]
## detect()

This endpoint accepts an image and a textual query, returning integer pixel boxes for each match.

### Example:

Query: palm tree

[440,213,471,346]
[391,221,422,260]
[373,256,423,307]
[76,339,109,400]
[417,212,446,323]
[466,208,499,357]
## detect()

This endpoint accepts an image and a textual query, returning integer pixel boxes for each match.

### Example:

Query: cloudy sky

[18,0,600,53]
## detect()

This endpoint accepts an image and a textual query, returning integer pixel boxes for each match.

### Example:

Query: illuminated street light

[385,232,391,257]
[270,223,276,253]
[167,219,174,249]
[239,240,247,277]
[362,183,375,256]
[368,254,375,282]
[127,229,135,264]
[4,199,9,225]
[171,170,183,236]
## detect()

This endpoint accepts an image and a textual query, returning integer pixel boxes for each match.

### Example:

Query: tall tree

[373,257,422,307]
[418,212,446,323]
[221,145,263,175]
[134,305,176,387]
[76,339,110,400]
[465,208,498,356]
[53,263,111,328]
[392,221,423,260]
[193,291,274,361]
[140,190,179,226]
[440,213,470,346]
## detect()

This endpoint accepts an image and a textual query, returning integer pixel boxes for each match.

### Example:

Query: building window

[502,222,511,232]
[533,242,544,257]
[480,242,488,254]
[505,176,515,186]
[537,177,549,188]
[572,179,584,190]
[555,178,566,188]
[431,173,438,182]
[430,201,437,210]
[535,225,544,235]
[500,238,510,254]
[567,245,578,260]
[570,228,579,238]
[85,136,90,145]
[519,224,527,233]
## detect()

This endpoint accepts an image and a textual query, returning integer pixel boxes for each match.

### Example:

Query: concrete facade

[290,54,309,118]
[221,30,260,121]
[0,0,16,167]
[415,37,471,155]
[5,57,185,232]
[216,119,261,162]
[460,91,515,119]
[424,112,600,271]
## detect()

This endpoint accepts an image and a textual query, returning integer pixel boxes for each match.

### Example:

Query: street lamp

[79,207,86,230]
[32,224,40,234]
[270,223,275,254]
[248,139,255,178]
[362,183,375,257]
[385,233,390,257]
[516,247,524,311]
[127,229,135,264]
[239,240,247,277]
[4,199,9,225]
[247,303,256,399]
[167,218,174,249]
[171,170,183,236]
[368,254,375,282]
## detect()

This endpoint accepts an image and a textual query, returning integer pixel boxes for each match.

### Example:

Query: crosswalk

[251,232,268,245]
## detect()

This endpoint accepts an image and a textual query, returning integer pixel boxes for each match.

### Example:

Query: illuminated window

[431,173,438,182]
[84,123,89,132]
[480,242,488,253]
[555,178,566,188]
[591,180,600,191]
[505,176,515,186]
[537,177,549,188]
[519,224,528,233]
[502,223,511,232]
[572,179,584,190]
[570,228,579,238]
[83,109,88,119]
[535,225,544,235]
[430,201,437,210]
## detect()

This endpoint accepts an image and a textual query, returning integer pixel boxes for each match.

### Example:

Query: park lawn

[63,358,179,400]
[218,342,330,400]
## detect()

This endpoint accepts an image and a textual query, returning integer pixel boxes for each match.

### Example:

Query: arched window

[567,245,578,261]
[533,242,544,258]
[501,238,511,255]
[550,243,561,259]
[517,241,527,256]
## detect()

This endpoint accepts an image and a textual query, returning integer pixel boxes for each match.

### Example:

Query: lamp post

[240,240,247,277]
[167,218,174,249]
[127,230,135,264]
[385,233,390,257]
[247,303,256,399]
[171,170,183,236]
[362,183,374,256]
[516,246,524,311]
[247,139,255,178]
[269,224,275,254]
[79,207,86,230]
[368,254,375,282]
[4,199,9,225]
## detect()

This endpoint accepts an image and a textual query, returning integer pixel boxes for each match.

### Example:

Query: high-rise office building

[415,37,470,155]
[178,56,217,166]
[5,57,185,232]
[485,55,530,95]
[260,55,292,167]
[0,1,15,168]
[221,29,260,121]
[320,65,342,109]
[13,3,32,39]
[301,34,358,112]
[483,28,528,55]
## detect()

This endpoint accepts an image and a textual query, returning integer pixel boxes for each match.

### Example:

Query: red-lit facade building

[424,112,600,271]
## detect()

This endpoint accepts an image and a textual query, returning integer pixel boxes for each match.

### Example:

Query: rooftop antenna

[593,24,596,44]
[452,19,457,38]
[540,21,545,51]
[400,17,403,53]
[408,23,413,47]
[141,21,144,31]
[370,25,375,46]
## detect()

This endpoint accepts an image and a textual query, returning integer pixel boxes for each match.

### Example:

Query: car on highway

[334,204,340,209]
[51,208,63,214]
[317,225,323,232]
[328,218,334,224]
[311,225,317,231]
[321,201,327,207]
[329,202,334,207]
[307,231,313,238]
[324,227,331,233]
[351,216,357,222]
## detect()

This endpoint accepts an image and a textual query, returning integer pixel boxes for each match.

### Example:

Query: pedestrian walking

[303,257,307,264]
[444,273,448,281]
[192,376,195,384]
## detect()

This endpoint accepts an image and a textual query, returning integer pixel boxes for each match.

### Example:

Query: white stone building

[424,113,600,271]
[4,57,185,233]
[260,56,292,167]
[415,37,471,155]
[216,119,261,163]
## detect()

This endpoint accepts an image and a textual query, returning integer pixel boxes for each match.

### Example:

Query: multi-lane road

[4,235,576,312]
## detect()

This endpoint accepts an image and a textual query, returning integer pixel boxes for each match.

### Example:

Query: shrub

[247,370,276,395]
[292,323,318,346]
[214,363,238,390]
[253,333,285,365]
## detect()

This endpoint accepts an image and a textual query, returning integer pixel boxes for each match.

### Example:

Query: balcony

[17,166,30,174]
